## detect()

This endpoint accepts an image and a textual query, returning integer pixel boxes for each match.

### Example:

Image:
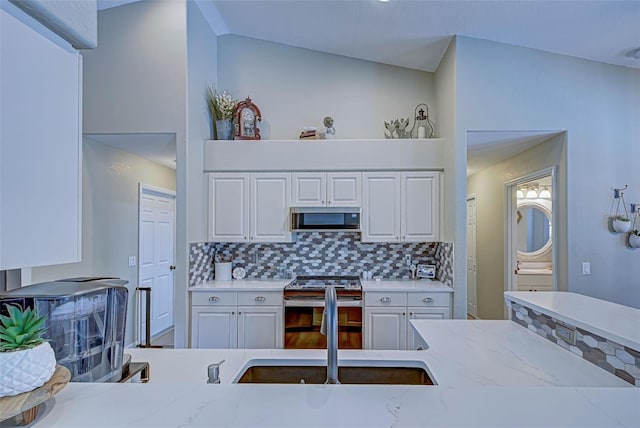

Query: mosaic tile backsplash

[510,302,640,386]
[190,233,454,288]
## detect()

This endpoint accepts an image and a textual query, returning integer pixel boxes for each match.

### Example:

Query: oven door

[284,301,362,349]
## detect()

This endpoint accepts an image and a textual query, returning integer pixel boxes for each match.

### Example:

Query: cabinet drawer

[237,291,282,306]
[192,291,237,306]
[365,291,407,307]
[407,292,451,307]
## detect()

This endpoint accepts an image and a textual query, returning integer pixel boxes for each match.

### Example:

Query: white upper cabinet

[363,171,440,243]
[401,172,440,242]
[208,173,250,242]
[0,7,82,269]
[362,172,401,242]
[292,172,361,207]
[250,173,291,242]
[208,172,291,243]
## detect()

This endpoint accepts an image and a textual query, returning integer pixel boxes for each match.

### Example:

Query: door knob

[169,265,176,270]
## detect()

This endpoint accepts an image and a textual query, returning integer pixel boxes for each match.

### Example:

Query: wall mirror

[516,201,552,258]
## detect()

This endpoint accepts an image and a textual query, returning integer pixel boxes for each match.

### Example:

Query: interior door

[466,196,478,318]
[139,186,176,340]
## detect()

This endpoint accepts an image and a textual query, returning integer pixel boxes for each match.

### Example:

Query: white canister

[215,262,232,281]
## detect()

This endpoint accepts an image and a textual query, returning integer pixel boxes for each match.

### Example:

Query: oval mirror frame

[516,200,552,260]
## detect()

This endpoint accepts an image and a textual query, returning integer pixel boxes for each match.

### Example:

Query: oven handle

[284,300,363,308]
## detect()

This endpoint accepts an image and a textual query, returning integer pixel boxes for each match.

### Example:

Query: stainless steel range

[283,276,363,349]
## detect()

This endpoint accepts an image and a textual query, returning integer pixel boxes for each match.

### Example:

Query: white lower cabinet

[364,291,452,350]
[191,291,283,349]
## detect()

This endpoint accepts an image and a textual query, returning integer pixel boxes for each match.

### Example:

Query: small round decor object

[232,267,246,280]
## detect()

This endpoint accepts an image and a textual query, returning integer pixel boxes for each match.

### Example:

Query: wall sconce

[539,186,551,199]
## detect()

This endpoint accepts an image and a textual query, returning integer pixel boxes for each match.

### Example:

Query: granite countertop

[504,291,640,350]
[27,320,637,427]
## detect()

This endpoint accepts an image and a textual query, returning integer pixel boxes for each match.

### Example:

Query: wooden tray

[0,365,70,425]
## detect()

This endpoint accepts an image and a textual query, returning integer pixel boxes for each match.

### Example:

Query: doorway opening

[138,184,176,347]
[505,167,558,314]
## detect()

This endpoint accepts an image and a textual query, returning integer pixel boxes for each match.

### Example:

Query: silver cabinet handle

[423,297,434,304]
[209,296,220,302]
[380,297,391,303]
[255,296,266,302]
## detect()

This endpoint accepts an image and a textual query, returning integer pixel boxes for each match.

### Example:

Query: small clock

[232,97,262,140]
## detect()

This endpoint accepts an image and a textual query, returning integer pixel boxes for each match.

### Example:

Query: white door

[250,173,292,242]
[362,172,401,242]
[237,306,283,349]
[327,172,361,207]
[139,185,176,339]
[401,172,440,242]
[208,173,250,242]
[292,172,326,206]
[191,306,237,349]
[466,196,478,318]
[364,307,406,350]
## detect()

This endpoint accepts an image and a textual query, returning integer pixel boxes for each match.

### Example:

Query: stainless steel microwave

[290,207,361,232]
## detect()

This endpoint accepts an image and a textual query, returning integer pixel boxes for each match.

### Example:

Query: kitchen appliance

[283,275,362,349]
[290,207,361,232]
[0,277,128,383]
[416,264,436,279]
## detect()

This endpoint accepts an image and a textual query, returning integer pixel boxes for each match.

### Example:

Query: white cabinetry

[191,291,283,349]
[364,291,451,350]
[362,172,440,243]
[292,172,361,207]
[0,7,82,269]
[208,173,291,243]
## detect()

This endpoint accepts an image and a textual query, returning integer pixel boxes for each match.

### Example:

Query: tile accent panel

[189,233,454,287]
[509,302,640,386]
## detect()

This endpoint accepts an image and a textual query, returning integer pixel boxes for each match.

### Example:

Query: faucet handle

[207,360,225,384]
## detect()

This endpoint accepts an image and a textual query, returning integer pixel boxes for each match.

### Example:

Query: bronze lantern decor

[233,97,262,140]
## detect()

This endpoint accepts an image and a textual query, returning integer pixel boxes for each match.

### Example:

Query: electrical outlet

[556,323,576,345]
[405,254,412,266]
[582,262,591,276]
[128,256,137,267]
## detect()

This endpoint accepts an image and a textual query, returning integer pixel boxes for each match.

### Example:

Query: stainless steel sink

[235,360,434,385]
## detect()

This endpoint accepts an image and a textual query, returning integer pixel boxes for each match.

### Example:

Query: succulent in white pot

[629,229,640,249]
[611,215,632,233]
[0,304,56,397]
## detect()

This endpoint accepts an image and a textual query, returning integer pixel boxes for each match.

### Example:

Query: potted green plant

[0,304,56,397]
[628,229,640,248]
[206,86,237,140]
[611,215,631,233]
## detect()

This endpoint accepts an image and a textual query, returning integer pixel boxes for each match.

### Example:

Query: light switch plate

[556,323,576,345]
[128,256,137,267]
[582,262,590,275]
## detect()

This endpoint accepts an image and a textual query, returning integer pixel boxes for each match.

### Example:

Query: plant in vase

[628,229,640,248]
[206,85,237,140]
[611,215,632,233]
[0,304,56,397]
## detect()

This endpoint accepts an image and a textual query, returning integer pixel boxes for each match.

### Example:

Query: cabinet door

[362,172,401,242]
[250,173,292,242]
[237,306,283,349]
[327,172,361,207]
[191,306,237,349]
[401,172,440,242]
[292,172,326,206]
[1,8,81,269]
[407,307,451,350]
[208,173,249,242]
[364,307,406,350]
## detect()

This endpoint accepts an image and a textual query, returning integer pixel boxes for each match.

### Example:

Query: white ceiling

[85,133,177,170]
[94,1,638,173]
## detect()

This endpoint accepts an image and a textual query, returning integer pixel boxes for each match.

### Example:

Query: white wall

[184,0,217,347]
[32,138,177,347]
[217,35,436,140]
[434,39,466,319]
[456,37,640,308]
[467,135,566,319]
